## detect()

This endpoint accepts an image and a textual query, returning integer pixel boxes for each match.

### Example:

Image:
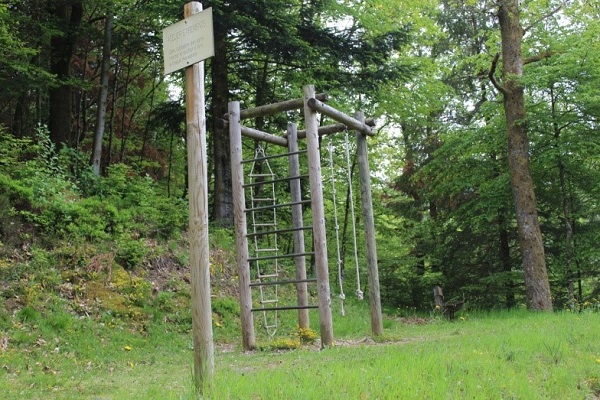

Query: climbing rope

[343,131,363,300]
[328,138,345,316]
[328,131,364,315]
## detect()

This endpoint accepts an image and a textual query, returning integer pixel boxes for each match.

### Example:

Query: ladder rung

[252,223,277,227]
[252,305,319,312]
[254,248,278,252]
[243,174,309,189]
[257,273,279,279]
[246,199,311,213]
[249,173,273,177]
[241,150,308,164]
[247,226,313,238]
[252,198,276,202]
[260,299,278,304]
[250,252,315,262]
[250,278,317,287]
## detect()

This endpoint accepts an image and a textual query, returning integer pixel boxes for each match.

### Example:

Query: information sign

[162,8,214,75]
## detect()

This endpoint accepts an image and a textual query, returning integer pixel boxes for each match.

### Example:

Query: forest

[0,0,599,323]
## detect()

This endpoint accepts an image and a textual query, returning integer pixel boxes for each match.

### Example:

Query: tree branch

[488,53,507,95]
[523,6,563,33]
[523,50,555,65]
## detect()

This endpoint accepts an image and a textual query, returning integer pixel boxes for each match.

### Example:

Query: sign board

[162,7,214,75]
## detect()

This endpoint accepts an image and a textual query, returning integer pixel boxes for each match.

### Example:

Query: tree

[0,1,56,137]
[489,0,552,310]
[521,0,600,307]
[48,0,84,147]
[90,11,113,175]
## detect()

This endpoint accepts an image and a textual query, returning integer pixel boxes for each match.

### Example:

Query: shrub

[115,234,149,270]
[296,326,318,344]
[266,337,301,350]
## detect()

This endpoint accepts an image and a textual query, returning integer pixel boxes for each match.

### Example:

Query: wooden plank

[355,111,383,336]
[228,100,256,350]
[304,84,334,347]
[184,1,214,391]
[307,98,375,136]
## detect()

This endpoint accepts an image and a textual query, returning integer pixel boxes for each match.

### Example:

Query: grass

[1,302,600,399]
[208,308,600,399]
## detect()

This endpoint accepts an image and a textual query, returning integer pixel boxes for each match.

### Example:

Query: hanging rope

[343,130,363,300]
[328,138,345,316]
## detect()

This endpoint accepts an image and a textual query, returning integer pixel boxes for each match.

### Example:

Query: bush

[115,234,150,270]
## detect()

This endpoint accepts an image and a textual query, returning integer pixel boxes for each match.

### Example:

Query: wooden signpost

[162,1,214,392]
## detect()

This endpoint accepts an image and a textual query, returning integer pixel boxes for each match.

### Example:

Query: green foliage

[99,164,188,239]
[16,306,41,324]
[212,296,239,320]
[0,128,187,271]
[115,234,150,270]
[296,326,318,344]
[262,337,301,351]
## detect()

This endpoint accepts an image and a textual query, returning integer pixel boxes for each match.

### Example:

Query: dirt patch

[144,248,239,298]
[397,316,431,325]
[145,253,189,293]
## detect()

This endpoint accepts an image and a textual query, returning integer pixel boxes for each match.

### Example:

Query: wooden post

[433,286,445,309]
[184,1,213,391]
[229,101,256,350]
[288,122,310,329]
[355,111,383,336]
[303,84,334,347]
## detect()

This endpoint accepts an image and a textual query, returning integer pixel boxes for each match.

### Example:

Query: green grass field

[1,303,599,399]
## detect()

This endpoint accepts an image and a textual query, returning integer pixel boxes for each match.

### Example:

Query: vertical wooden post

[355,111,383,336]
[229,101,256,350]
[433,286,445,309]
[303,84,334,347]
[288,122,310,329]
[184,2,214,391]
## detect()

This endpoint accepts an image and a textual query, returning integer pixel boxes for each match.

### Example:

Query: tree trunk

[48,1,83,147]
[118,56,133,162]
[497,0,552,311]
[210,29,233,226]
[106,55,120,170]
[550,84,576,309]
[498,208,515,308]
[91,12,113,175]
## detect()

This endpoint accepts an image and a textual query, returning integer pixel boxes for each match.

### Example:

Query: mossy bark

[497,0,552,311]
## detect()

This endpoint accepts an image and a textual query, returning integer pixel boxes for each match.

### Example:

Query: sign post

[163,2,214,393]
